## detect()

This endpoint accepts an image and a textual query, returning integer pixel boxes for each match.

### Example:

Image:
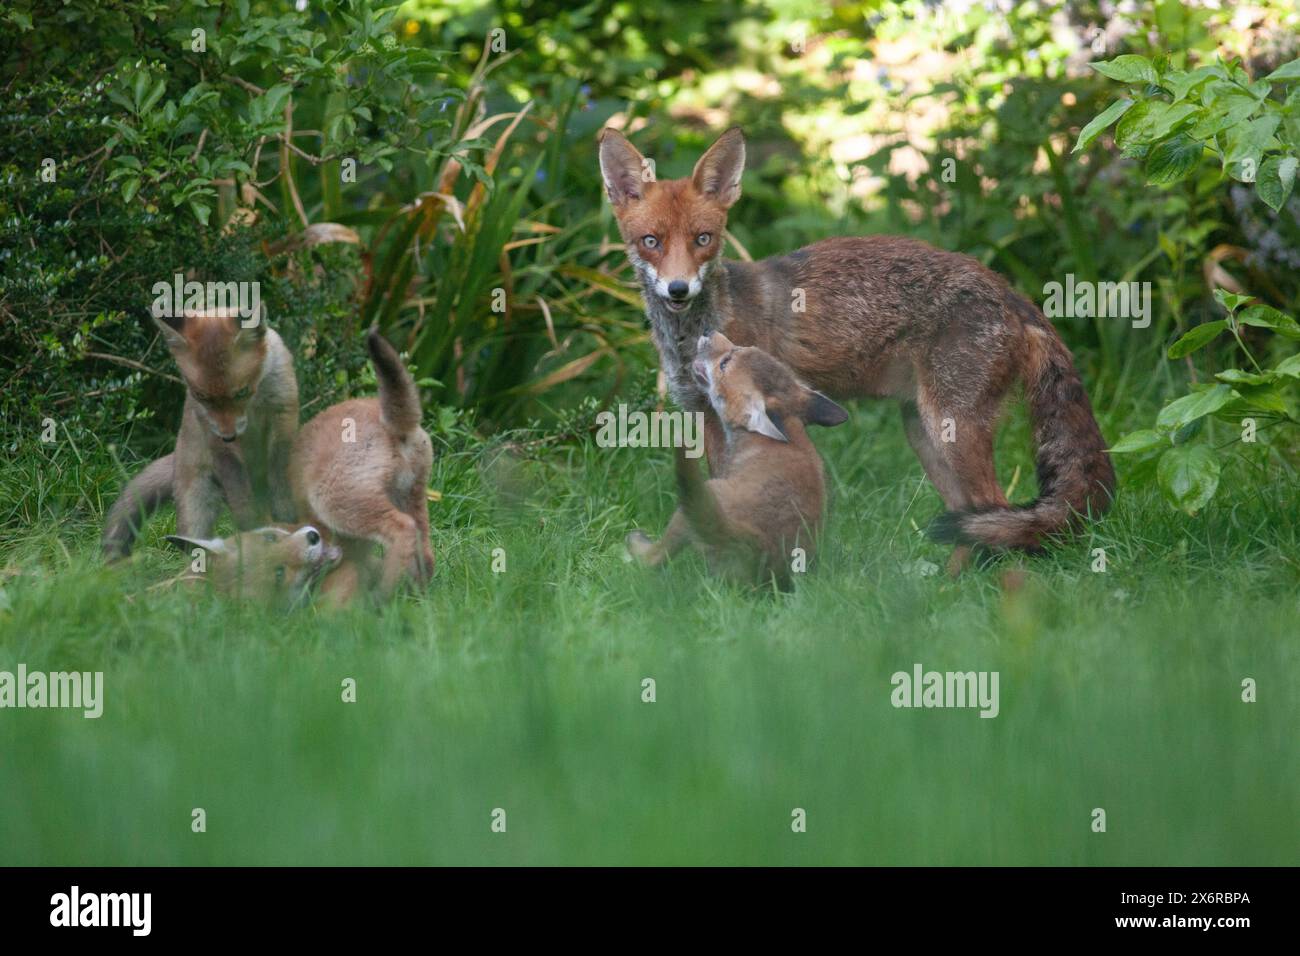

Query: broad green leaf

[1231,383,1290,415]
[1172,417,1204,446]
[1145,134,1204,185]
[1265,58,1300,82]
[1224,114,1281,182]
[1156,384,1234,430]
[1214,368,1276,386]
[1091,55,1158,85]
[1072,98,1134,152]
[1237,304,1300,339]
[1256,155,1298,212]
[1167,320,1227,358]
[1157,445,1220,515]
[1108,429,1165,454]
[1272,354,1300,379]
[1164,66,1223,103]
[1213,289,1252,314]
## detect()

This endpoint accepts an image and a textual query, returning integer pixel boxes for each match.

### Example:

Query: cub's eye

[641,235,659,249]
[696,232,712,247]
[274,566,286,584]
[305,529,320,546]
[719,352,733,370]
[234,386,252,400]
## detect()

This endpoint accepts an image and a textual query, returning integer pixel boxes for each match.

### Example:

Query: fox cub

[166,524,342,609]
[627,331,847,589]
[102,309,298,560]
[288,329,434,605]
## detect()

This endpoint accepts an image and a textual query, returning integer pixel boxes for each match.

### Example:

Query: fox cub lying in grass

[627,331,847,590]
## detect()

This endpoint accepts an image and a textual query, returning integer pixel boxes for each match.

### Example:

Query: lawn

[2,398,1296,865]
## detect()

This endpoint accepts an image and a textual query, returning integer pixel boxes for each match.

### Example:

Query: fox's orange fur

[102,309,298,560]
[166,524,342,609]
[288,329,434,605]
[600,126,1115,567]
[628,332,847,589]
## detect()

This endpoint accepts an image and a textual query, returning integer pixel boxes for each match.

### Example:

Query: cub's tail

[930,293,1116,551]
[102,453,175,561]
[367,328,422,436]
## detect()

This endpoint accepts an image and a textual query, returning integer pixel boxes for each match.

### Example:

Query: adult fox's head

[153,309,269,442]
[166,524,342,608]
[598,127,746,314]
[692,331,848,442]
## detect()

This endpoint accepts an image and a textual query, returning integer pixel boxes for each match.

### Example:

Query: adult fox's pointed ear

[598,128,652,206]
[692,127,745,208]
[803,389,849,427]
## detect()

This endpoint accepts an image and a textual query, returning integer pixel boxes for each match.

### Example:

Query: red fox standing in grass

[599,127,1115,569]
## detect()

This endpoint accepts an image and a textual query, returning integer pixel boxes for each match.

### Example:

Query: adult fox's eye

[641,235,658,249]
[275,566,286,584]
[234,386,252,400]
[696,232,711,247]
[720,353,732,370]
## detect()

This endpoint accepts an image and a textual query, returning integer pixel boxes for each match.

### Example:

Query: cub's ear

[164,534,227,556]
[233,312,268,347]
[745,398,789,443]
[598,128,653,207]
[150,312,188,351]
[803,389,849,427]
[691,127,745,208]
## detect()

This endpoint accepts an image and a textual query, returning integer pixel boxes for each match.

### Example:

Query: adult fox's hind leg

[907,377,1011,575]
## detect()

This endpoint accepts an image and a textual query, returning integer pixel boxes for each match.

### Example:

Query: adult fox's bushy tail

[367,328,422,436]
[930,294,1116,552]
[102,453,175,560]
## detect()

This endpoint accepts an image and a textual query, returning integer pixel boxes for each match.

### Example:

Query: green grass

[1,399,1297,865]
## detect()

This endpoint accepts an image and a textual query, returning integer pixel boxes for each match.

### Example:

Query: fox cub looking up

[288,329,435,606]
[102,309,298,561]
[165,524,342,610]
[627,331,847,590]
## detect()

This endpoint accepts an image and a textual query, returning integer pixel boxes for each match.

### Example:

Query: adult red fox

[599,126,1115,568]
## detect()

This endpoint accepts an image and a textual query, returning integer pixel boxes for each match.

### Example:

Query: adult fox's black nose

[667,280,689,301]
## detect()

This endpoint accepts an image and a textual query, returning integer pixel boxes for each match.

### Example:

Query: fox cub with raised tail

[102,309,298,561]
[165,524,342,609]
[628,331,847,590]
[288,329,434,605]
